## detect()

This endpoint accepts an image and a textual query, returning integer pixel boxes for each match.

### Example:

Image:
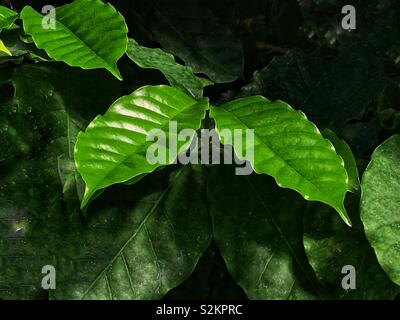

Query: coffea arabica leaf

[54,165,212,300]
[20,0,128,80]
[126,38,212,100]
[75,85,208,208]
[321,129,360,193]
[1,64,211,300]
[0,63,120,299]
[210,96,351,226]
[361,134,400,286]
[0,38,11,56]
[0,5,17,31]
[208,166,319,299]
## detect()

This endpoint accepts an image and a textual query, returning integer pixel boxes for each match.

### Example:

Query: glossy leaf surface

[0,64,211,300]
[21,0,128,79]
[75,85,208,208]
[322,129,360,193]
[0,6,17,31]
[0,38,11,56]
[210,96,351,225]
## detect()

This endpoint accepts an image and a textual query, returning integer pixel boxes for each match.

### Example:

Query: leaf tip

[80,187,92,210]
[0,40,12,56]
[339,206,352,227]
[110,66,123,81]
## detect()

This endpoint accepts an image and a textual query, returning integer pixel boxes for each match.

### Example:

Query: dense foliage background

[1,0,400,300]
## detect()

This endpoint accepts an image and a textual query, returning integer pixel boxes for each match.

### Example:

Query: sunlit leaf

[210,96,351,225]
[20,0,128,80]
[0,5,17,31]
[75,85,208,208]
[0,38,11,56]
[322,129,359,193]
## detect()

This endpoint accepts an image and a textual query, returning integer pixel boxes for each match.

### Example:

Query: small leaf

[20,0,128,80]
[126,38,212,100]
[210,96,351,226]
[208,166,320,299]
[360,134,400,286]
[75,85,208,208]
[322,128,360,193]
[0,5,17,31]
[0,38,11,56]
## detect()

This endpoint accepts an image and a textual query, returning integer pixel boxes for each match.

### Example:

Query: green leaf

[0,63,120,299]
[0,5,17,31]
[304,196,400,299]
[210,96,351,226]
[0,63,120,168]
[322,129,360,193]
[0,38,11,56]
[53,165,211,300]
[0,28,41,61]
[207,165,320,299]
[75,85,208,208]
[138,0,244,83]
[20,0,128,80]
[360,134,400,286]
[1,64,211,300]
[126,38,212,100]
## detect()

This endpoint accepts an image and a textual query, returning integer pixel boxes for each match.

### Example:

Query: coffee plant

[0,0,399,300]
